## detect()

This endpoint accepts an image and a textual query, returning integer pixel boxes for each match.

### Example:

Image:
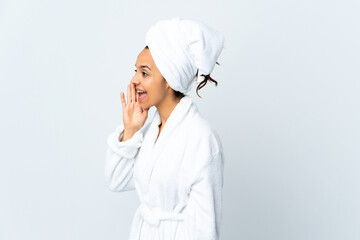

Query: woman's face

[131,48,171,110]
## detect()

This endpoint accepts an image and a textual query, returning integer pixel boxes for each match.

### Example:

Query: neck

[155,95,183,127]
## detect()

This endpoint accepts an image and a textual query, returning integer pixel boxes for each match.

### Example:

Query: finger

[120,92,126,110]
[133,83,137,103]
[134,99,141,111]
[131,83,135,103]
[142,108,149,115]
[136,87,138,102]
[127,84,131,104]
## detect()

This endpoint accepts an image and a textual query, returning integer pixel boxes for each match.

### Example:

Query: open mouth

[137,90,147,101]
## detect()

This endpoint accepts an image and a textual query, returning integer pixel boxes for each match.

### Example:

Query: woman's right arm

[105,124,143,192]
[105,82,149,192]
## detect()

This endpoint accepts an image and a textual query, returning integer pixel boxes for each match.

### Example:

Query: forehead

[136,49,155,69]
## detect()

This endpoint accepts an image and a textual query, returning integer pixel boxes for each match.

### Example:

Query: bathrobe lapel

[134,95,194,201]
[153,95,193,154]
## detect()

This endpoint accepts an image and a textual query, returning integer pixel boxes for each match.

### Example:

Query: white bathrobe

[105,95,224,240]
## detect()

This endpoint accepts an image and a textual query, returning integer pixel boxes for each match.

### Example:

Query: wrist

[120,128,137,142]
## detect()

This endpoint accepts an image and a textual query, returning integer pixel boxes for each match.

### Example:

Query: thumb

[141,108,149,116]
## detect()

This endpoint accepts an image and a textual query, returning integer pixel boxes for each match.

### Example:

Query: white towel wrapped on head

[145,17,225,94]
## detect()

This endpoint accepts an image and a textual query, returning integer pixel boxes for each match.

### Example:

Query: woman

[105,17,225,240]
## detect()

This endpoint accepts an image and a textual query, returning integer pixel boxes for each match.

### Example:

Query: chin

[139,102,151,110]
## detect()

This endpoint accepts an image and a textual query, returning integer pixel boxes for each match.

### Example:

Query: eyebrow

[135,64,152,71]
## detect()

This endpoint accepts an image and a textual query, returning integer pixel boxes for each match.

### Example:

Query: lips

[138,91,147,102]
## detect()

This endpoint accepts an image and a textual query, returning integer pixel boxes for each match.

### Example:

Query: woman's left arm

[183,151,225,240]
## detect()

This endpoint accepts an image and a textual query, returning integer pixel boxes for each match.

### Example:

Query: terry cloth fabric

[105,95,225,239]
[145,17,225,94]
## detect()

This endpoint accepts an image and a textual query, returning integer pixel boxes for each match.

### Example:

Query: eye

[134,69,148,77]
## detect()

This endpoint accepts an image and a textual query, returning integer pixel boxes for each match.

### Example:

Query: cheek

[147,78,166,95]
[154,84,167,98]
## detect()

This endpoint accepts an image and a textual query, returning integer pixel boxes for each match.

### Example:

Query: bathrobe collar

[150,95,194,150]
[136,95,195,201]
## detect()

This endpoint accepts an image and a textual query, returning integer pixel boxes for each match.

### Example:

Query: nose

[131,74,140,85]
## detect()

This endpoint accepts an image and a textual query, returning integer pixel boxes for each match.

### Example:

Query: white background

[1,0,359,239]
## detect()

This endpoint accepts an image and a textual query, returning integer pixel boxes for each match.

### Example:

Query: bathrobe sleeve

[183,150,224,240]
[104,124,143,192]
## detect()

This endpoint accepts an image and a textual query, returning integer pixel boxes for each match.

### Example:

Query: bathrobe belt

[139,203,185,227]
